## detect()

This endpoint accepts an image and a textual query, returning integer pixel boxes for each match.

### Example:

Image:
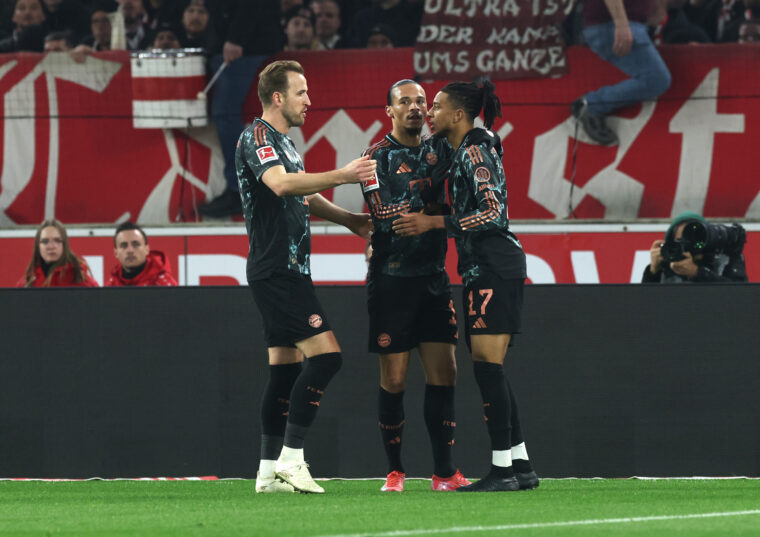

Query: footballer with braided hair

[393,79,539,492]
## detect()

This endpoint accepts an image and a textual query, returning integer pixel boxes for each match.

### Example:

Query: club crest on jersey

[474,166,491,182]
[426,152,438,165]
[362,172,380,192]
[256,145,278,164]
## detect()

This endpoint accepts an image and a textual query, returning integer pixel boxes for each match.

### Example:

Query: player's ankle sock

[259,435,284,477]
[424,384,456,477]
[510,442,533,473]
[258,458,277,479]
[378,387,405,474]
[472,361,512,452]
[283,353,342,449]
[261,362,303,438]
[278,445,304,466]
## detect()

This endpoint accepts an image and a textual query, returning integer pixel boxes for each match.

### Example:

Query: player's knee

[308,352,342,378]
[470,350,490,363]
[441,361,457,385]
[381,375,407,393]
[427,361,456,386]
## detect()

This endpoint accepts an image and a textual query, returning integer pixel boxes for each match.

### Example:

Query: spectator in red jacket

[17,219,99,287]
[107,221,178,286]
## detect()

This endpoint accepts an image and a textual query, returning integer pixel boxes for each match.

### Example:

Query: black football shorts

[462,273,524,351]
[250,271,332,348]
[367,271,458,354]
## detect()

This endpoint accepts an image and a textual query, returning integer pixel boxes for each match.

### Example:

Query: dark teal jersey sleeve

[444,143,507,237]
[361,143,412,220]
[239,122,287,185]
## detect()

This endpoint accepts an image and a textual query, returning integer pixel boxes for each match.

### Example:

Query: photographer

[643,212,748,283]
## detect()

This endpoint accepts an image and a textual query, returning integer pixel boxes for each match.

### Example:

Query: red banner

[414,0,571,79]
[0,46,758,226]
[1,225,757,287]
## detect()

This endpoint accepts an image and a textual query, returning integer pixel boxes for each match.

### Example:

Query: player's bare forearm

[392,212,445,237]
[308,194,372,238]
[262,157,376,197]
[263,168,349,197]
[308,193,348,221]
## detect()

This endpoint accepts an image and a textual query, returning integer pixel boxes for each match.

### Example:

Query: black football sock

[506,378,533,474]
[424,384,457,478]
[472,361,514,477]
[283,352,342,449]
[378,387,405,474]
[488,464,515,479]
[260,362,302,461]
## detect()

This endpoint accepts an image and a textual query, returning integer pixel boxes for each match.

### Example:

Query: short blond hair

[257,60,305,107]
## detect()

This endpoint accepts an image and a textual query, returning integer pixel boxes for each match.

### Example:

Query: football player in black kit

[393,80,539,492]
[362,80,471,492]
[236,60,377,494]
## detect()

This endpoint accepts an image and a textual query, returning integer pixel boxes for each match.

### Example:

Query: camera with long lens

[660,238,688,262]
[660,222,746,262]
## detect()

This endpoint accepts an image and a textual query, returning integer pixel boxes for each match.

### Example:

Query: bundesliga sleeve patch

[362,172,380,192]
[256,145,278,164]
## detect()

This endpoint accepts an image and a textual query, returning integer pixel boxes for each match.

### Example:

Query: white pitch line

[313,509,760,537]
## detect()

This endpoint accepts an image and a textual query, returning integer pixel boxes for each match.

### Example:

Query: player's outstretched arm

[308,194,373,239]
[262,156,377,197]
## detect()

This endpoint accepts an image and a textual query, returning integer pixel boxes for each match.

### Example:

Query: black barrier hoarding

[1,285,759,479]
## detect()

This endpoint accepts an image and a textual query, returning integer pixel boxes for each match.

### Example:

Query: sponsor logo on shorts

[426,152,438,165]
[256,145,278,164]
[474,166,491,182]
[377,333,391,347]
[472,317,487,329]
[308,314,323,328]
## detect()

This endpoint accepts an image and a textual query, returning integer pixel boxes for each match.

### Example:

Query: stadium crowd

[3,0,754,285]
[1,0,759,56]
[0,0,427,54]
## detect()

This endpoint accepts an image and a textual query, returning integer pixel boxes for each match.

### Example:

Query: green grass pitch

[1,479,759,537]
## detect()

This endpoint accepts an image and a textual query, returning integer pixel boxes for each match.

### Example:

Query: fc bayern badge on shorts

[426,152,438,165]
[308,314,323,328]
[377,333,391,348]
